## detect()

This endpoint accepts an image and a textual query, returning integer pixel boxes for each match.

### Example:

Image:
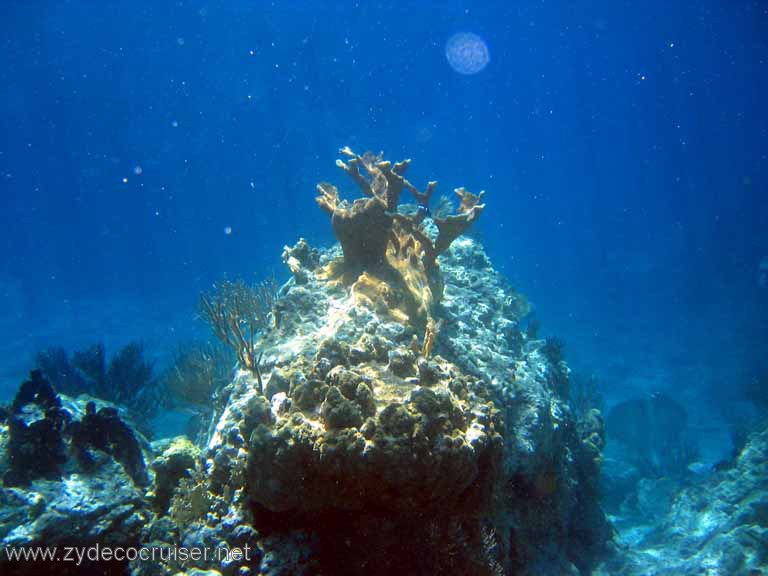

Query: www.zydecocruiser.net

[3,543,253,566]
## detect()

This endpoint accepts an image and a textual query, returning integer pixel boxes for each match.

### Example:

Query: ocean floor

[597,426,768,575]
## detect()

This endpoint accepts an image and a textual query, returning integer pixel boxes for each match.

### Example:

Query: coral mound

[133,149,608,576]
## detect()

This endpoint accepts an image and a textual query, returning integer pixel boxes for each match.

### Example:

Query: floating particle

[445,32,490,75]
[224,226,232,235]
[133,165,143,175]
[171,120,179,128]
[122,177,128,183]
[176,37,185,46]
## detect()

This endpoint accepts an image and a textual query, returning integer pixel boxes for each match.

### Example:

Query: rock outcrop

[597,424,768,576]
[0,372,153,574]
[150,231,609,575]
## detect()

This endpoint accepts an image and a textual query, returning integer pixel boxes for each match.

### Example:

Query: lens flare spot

[445,32,490,75]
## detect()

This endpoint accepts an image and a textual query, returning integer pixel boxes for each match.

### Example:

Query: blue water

[1,1,766,453]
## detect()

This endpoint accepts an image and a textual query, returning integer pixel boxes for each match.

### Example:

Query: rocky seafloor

[597,424,768,576]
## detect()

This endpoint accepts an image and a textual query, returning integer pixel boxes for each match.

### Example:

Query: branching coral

[107,342,157,409]
[163,341,233,407]
[36,342,160,423]
[316,147,485,326]
[199,278,278,392]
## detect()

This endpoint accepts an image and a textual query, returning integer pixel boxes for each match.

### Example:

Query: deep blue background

[1,1,767,429]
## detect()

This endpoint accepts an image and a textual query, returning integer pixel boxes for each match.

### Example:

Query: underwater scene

[1,1,767,575]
